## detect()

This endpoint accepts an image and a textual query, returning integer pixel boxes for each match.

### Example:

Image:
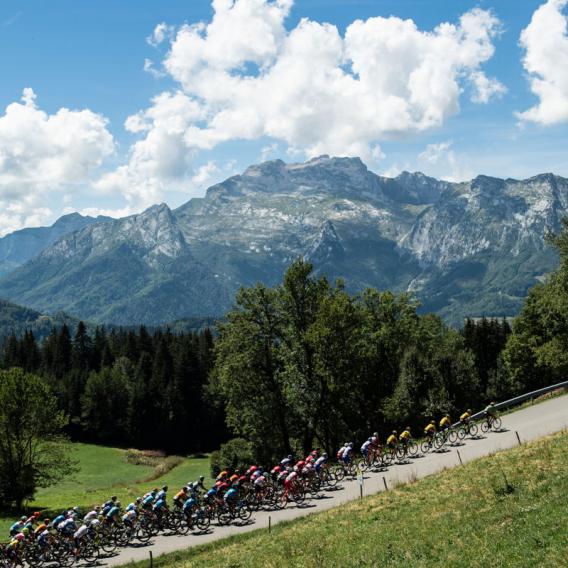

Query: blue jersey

[156,490,167,502]
[183,497,197,511]
[106,507,120,519]
[153,499,167,511]
[9,522,23,536]
[224,488,238,502]
[52,515,65,528]
[142,495,154,508]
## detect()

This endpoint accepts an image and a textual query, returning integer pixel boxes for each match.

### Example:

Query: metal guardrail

[448,380,568,427]
[469,380,568,422]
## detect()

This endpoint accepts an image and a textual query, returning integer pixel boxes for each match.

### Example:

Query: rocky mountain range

[0,155,562,326]
[0,212,110,277]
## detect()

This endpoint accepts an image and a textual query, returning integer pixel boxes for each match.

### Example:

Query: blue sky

[1,0,567,233]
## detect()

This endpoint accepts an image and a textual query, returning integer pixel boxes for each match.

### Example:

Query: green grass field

[122,430,568,568]
[0,443,213,536]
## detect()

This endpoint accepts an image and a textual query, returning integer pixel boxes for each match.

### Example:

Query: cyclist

[73,522,90,557]
[224,482,240,513]
[439,415,452,431]
[460,409,472,424]
[484,402,497,422]
[126,498,141,513]
[424,420,436,441]
[400,427,412,447]
[386,431,398,449]
[194,475,207,492]
[156,485,168,502]
[9,516,27,537]
[105,502,121,526]
[102,496,117,515]
[122,508,137,529]
[361,437,373,461]
[173,486,189,508]
[280,455,293,469]
[153,496,169,524]
[141,491,156,511]
[83,506,101,522]
[216,470,229,483]
[314,453,328,474]
[34,518,50,537]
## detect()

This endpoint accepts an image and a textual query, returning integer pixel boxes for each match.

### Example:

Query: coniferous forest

[0,324,227,454]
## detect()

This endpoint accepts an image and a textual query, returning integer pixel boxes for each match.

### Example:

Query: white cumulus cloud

[104,0,503,200]
[0,88,114,235]
[518,0,568,125]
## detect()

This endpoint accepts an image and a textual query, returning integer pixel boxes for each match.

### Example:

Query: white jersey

[74,525,88,540]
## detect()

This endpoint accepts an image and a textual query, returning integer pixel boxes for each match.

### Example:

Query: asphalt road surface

[109,394,568,566]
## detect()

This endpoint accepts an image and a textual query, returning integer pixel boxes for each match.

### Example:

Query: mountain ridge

[0,156,564,326]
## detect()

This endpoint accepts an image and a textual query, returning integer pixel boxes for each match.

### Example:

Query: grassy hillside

[0,443,212,535]
[123,430,568,568]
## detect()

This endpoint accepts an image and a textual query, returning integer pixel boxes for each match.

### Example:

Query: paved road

[110,394,568,566]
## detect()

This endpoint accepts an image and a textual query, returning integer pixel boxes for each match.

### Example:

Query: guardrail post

[382,477,388,491]
[150,550,153,568]
[269,515,271,533]
[457,450,463,465]
[515,431,522,446]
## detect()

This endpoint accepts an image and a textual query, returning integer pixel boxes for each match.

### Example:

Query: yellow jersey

[387,434,398,445]
[440,416,451,428]
[460,412,470,422]
[400,430,411,441]
[424,423,436,434]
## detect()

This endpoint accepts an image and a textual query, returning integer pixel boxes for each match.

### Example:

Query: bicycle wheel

[81,543,99,566]
[481,420,490,433]
[433,433,444,450]
[292,484,306,504]
[492,417,502,430]
[448,428,458,444]
[457,426,466,440]
[395,445,406,460]
[195,510,211,532]
[420,440,431,454]
[238,504,252,522]
[407,440,418,456]
[332,464,346,482]
[469,422,478,437]
[217,506,232,526]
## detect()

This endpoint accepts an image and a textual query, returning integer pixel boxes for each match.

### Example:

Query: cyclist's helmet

[15,534,25,542]
[20,516,27,522]
[22,528,29,535]
[136,497,142,503]
[287,455,293,460]
[467,409,472,414]
[111,495,117,501]
[33,511,41,517]
[406,426,411,431]
[199,476,205,482]
[368,437,372,442]
[95,506,101,512]
[115,501,121,507]
[392,430,397,435]
[430,420,435,425]
[373,432,379,437]
[322,453,328,458]
[162,485,168,491]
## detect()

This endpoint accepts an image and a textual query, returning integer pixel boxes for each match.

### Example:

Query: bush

[209,438,254,477]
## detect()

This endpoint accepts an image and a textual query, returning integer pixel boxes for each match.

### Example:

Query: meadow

[0,444,212,536]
